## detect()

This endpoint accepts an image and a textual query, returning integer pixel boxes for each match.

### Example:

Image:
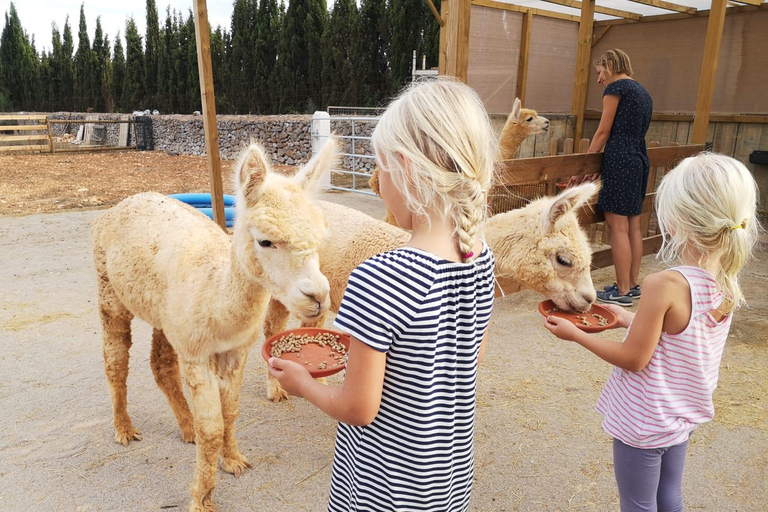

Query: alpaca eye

[556,255,572,267]
[526,117,534,122]
[258,240,273,248]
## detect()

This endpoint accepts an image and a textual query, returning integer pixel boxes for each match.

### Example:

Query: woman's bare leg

[628,214,643,288]
[604,212,631,295]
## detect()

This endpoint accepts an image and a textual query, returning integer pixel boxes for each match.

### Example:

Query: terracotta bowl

[538,299,618,333]
[262,327,351,378]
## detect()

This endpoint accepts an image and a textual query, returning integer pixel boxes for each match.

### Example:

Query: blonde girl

[545,152,759,511]
[269,79,497,512]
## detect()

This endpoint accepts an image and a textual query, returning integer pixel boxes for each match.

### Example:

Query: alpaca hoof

[115,427,142,446]
[180,423,196,443]
[267,379,290,403]
[221,452,252,478]
[188,498,216,512]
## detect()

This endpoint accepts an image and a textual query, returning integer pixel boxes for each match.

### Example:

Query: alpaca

[368,97,550,226]
[498,97,550,162]
[91,139,337,512]
[263,182,598,401]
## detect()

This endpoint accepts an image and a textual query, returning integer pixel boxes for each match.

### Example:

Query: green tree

[145,0,161,107]
[0,2,39,111]
[275,0,327,112]
[321,0,359,107]
[254,0,281,113]
[92,17,111,111]
[157,7,174,113]
[359,0,391,106]
[111,32,125,111]
[211,26,233,114]
[183,12,201,113]
[122,18,145,110]
[74,3,95,110]
[60,17,76,111]
[389,0,439,93]
[229,0,257,113]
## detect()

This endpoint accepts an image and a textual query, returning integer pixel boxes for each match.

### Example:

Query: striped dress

[329,243,495,512]
[596,266,732,449]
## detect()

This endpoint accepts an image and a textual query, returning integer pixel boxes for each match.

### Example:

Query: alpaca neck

[484,208,530,282]
[499,125,529,161]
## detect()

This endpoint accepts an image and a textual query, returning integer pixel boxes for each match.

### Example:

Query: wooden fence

[0,114,53,153]
[493,142,704,288]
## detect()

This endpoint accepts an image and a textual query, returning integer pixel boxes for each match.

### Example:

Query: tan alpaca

[91,139,337,512]
[263,182,598,401]
[369,97,550,225]
[498,97,550,162]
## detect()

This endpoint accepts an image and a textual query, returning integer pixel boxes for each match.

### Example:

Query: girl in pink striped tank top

[545,153,759,512]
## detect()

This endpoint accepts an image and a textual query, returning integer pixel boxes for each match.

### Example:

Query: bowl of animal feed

[538,299,618,333]
[263,328,351,378]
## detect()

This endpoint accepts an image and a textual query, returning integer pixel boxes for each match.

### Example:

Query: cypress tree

[184,12,201,113]
[92,17,110,111]
[37,50,54,111]
[389,0,438,93]
[210,26,232,114]
[157,8,174,113]
[48,25,63,110]
[0,2,39,111]
[229,0,256,113]
[275,0,327,113]
[254,0,281,114]
[359,0,391,106]
[74,4,95,111]
[321,0,359,107]
[145,0,161,107]
[61,17,75,111]
[122,18,145,110]
[111,32,125,111]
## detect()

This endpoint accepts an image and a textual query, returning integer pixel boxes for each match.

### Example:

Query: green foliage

[0,2,39,111]
[0,0,444,113]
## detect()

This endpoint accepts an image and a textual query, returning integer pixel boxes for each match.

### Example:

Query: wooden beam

[691,0,728,144]
[728,0,762,6]
[591,26,611,47]
[626,0,697,15]
[516,10,533,105]
[0,124,49,131]
[571,0,595,142]
[593,0,768,25]
[443,0,472,82]
[0,114,47,121]
[0,134,50,143]
[472,0,580,22]
[585,112,768,123]
[541,0,642,20]
[192,0,227,231]
[424,0,444,26]
[0,144,50,152]
[439,2,447,75]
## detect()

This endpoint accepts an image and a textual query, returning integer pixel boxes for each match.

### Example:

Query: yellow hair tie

[730,224,743,230]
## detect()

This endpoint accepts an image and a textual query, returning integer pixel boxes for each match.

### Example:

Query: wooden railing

[494,142,705,270]
[0,114,53,153]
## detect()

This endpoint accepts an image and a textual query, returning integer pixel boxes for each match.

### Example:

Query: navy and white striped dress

[329,243,496,512]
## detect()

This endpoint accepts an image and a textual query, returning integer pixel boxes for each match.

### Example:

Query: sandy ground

[1,151,766,511]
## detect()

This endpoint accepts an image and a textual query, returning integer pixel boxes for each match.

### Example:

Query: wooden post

[571,0,595,142]
[439,2,448,75]
[442,0,472,82]
[516,10,533,105]
[192,0,227,231]
[691,0,728,145]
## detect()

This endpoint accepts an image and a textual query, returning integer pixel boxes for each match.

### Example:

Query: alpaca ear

[510,98,521,122]
[236,140,270,204]
[543,181,599,229]
[295,136,338,190]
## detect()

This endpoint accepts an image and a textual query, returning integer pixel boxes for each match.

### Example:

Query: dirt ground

[0,150,766,511]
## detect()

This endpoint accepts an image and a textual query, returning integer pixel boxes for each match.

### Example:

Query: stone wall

[44,112,315,165]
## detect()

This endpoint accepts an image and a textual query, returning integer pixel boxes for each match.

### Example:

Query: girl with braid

[269,79,497,511]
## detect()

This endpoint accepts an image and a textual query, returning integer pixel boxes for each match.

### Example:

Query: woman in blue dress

[588,49,653,306]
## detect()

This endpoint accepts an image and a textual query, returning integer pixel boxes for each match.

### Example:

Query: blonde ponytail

[655,153,760,313]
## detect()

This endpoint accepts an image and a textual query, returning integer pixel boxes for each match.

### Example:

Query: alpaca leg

[181,359,223,512]
[150,329,195,443]
[216,348,252,477]
[264,298,291,402]
[99,305,141,446]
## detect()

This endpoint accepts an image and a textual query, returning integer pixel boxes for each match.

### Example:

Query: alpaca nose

[303,292,326,313]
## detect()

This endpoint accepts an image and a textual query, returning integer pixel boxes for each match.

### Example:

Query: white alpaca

[264,183,598,401]
[91,139,337,512]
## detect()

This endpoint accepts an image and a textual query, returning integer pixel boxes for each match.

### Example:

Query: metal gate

[313,110,380,195]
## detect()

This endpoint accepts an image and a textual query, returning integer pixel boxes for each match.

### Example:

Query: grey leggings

[613,437,689,512]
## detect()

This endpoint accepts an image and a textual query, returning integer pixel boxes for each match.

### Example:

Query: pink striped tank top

[595,266,732,449]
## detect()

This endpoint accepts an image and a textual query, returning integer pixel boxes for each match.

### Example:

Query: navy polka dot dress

[597,79,653,217]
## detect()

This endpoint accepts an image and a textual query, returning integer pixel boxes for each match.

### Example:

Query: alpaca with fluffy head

[498,97,550,162]
[91,139,336,511]
[263,182,598,401]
